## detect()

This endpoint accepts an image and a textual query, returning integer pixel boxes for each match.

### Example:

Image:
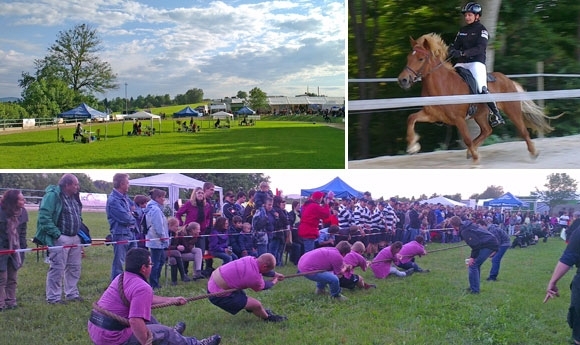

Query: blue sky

[0,0,345,100]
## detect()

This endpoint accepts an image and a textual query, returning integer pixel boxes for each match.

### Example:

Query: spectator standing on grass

[222,191,238,224]
[207,253,286,322]
[88,248,221,345]
[297,240,352,301]
[298,191,332,253]
[270,195,290,266]
[483,218,511,282]
[243,189,256,224]
[449,215,498,294]
[544,225,580,345]
[35,173,84,304]
[107,173,137,281]
[0,189,27,311]
[145,189,170,290]
[203,182,218,271]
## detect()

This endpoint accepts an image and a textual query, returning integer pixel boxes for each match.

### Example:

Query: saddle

[455,67,497,119]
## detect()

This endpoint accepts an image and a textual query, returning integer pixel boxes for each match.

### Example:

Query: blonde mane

[415,33,449,60]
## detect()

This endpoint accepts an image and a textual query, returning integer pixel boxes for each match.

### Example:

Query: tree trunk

[480,0,501,71]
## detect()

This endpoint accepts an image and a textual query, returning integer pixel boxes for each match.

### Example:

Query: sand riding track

[348,134,580,169]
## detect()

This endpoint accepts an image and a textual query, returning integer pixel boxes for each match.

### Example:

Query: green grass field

[4,210,575,345]
[0,117,344,168]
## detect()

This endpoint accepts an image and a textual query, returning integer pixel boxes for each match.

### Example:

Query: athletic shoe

[332,294,348,301]
[265,313,288,322]
[197,334,221,345]
[364,283,377,289]
[174,321,186,335]
[405,268,414,276]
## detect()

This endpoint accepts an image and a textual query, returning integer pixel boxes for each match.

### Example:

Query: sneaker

[364,283,377,290]
[174,321,186,335]
[419,269,430,273]
[404,268,414,276]
[315,287,326,295]
[47,300,67,305]
[67,296,84,302]
[171,281,178,286]
[486,277,497,281]
[197,334,221,345]
[332,294,348,301]
[265,313,288,322]
[182,276,192,283]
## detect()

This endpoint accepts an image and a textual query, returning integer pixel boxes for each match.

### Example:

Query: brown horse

[397,33,555,164]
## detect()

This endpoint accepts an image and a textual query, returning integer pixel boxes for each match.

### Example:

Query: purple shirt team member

[297,241,352,301]
[340,241,376,290]
[88,247,221,345]
[371,241,414,279]
[207,254,287,322]
[396,235,429,273]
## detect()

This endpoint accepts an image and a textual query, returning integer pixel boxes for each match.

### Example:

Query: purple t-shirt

[371,245,397,279]
[207,256,265,295]
[343,251,367,279]
[297,247,345,275]
[88,272,153,345]
[398,241,426,264]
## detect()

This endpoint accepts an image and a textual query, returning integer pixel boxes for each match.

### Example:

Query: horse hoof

[407,143,421,154]
[530,151,540,160]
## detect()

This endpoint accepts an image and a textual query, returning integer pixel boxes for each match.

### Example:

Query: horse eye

[418,57,424,62]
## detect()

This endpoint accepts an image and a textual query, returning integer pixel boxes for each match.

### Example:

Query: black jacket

[451,21,489,64]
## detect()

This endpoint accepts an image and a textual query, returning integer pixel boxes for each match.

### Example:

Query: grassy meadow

[0,115,344,168]
[2,210,575,345]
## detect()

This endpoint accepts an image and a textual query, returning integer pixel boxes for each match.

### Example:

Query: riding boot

[481,86,505,127]
[175,257,191,282]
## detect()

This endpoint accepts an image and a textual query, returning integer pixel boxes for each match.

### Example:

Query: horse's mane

[415,33,449,60]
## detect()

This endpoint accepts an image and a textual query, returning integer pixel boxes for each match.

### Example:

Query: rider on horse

[448,2,505,128]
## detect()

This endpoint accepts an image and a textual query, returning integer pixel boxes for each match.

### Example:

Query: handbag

[78,223,92,244]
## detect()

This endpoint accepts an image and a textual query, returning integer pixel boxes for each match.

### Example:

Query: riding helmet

[461,2,482,16]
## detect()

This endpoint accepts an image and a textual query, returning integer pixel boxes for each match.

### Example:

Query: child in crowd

[228,216,244,258]
[371,241,414,279]
[340,241,376,290]
[254,182,274,209]
[239,222,258,257]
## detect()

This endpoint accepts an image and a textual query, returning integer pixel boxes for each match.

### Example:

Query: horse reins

[405,47,451,83]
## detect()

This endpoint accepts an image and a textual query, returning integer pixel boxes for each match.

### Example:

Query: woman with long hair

[176,187,214,272]
[0,189,27,310]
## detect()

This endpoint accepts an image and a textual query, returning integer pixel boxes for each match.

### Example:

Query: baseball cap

[389,197,397,203]
[311,191,325,201]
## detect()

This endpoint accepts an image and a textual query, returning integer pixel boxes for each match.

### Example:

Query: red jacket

[298,200,330,240]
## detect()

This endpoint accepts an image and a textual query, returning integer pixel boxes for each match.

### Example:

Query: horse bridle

[404,47,450,83]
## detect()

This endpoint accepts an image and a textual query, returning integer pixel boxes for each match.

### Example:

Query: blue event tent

[300,177,364,199]
[173,106,201,118]
[58,103,107,119]
[235,106,256,115]
[483,192,528,207]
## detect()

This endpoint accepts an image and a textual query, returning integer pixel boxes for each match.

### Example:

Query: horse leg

[503,101,539,159]
[406,110,430,154]
[471,110,493,152]
[455,119,479,164]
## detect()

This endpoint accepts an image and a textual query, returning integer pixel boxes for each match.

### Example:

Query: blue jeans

[303,239,316,253]
[110,233,137,282]
[302,271,341,297]
[211,251,238,264]
[268,237,284,266]
[149,248,166,289]
[488,245,509,280]
[256,244,268,256]
[468,247,494,293]
[397,260,422,272]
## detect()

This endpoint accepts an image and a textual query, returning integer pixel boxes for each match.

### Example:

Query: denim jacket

[145,200,169,249]
[106,189,136,236]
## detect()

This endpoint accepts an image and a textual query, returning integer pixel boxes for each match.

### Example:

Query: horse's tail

[513,81,558,134]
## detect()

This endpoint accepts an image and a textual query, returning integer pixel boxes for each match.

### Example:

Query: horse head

[398,33,448,90]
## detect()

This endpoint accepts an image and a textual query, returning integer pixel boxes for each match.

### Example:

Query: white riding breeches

[454,62,488,93]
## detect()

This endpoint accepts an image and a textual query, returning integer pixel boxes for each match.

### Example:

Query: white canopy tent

[211,111,234,120]
[123,111,162,135]
[128,173,223,215]
[421,195,465,207]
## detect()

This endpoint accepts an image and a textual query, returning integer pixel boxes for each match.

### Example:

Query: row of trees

[349,0,580,159]
[0,24,270,119]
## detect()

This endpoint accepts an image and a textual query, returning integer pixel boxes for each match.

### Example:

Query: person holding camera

[298,191,333,253]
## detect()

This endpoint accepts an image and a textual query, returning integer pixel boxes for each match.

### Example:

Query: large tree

[533,173,578,210]
[248,87,268,112]
[33,24,117,94]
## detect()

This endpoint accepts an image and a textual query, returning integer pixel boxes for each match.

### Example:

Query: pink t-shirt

[371,246,397,279]
[207,256,265,295]
[398,241,426,264]
[297,247,345,275]
[343,251,367,279]
[88,272,153,345]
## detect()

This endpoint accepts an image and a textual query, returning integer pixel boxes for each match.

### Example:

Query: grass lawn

[4,210,574,345]
[0,117,344,168]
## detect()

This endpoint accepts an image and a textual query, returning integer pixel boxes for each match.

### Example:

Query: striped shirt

[338,205,354,230]
[369,208,384,232]
[383,204,397,231]
[58,193,82,236]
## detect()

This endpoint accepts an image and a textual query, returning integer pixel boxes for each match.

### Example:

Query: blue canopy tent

[235,106,256,115]
[58,103,108,141]
[483,192,528,207]
[300,177,364,199]
[173,106,201,118]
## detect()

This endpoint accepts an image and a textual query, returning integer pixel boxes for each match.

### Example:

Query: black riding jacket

[451,21,489,64]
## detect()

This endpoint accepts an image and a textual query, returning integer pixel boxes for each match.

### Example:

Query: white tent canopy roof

[128,173,223,215]
[421,195,465,207]
[212,111,234,119]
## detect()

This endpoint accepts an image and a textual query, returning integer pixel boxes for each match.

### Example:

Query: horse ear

[422,38,431,51]
[409,36,416,46]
